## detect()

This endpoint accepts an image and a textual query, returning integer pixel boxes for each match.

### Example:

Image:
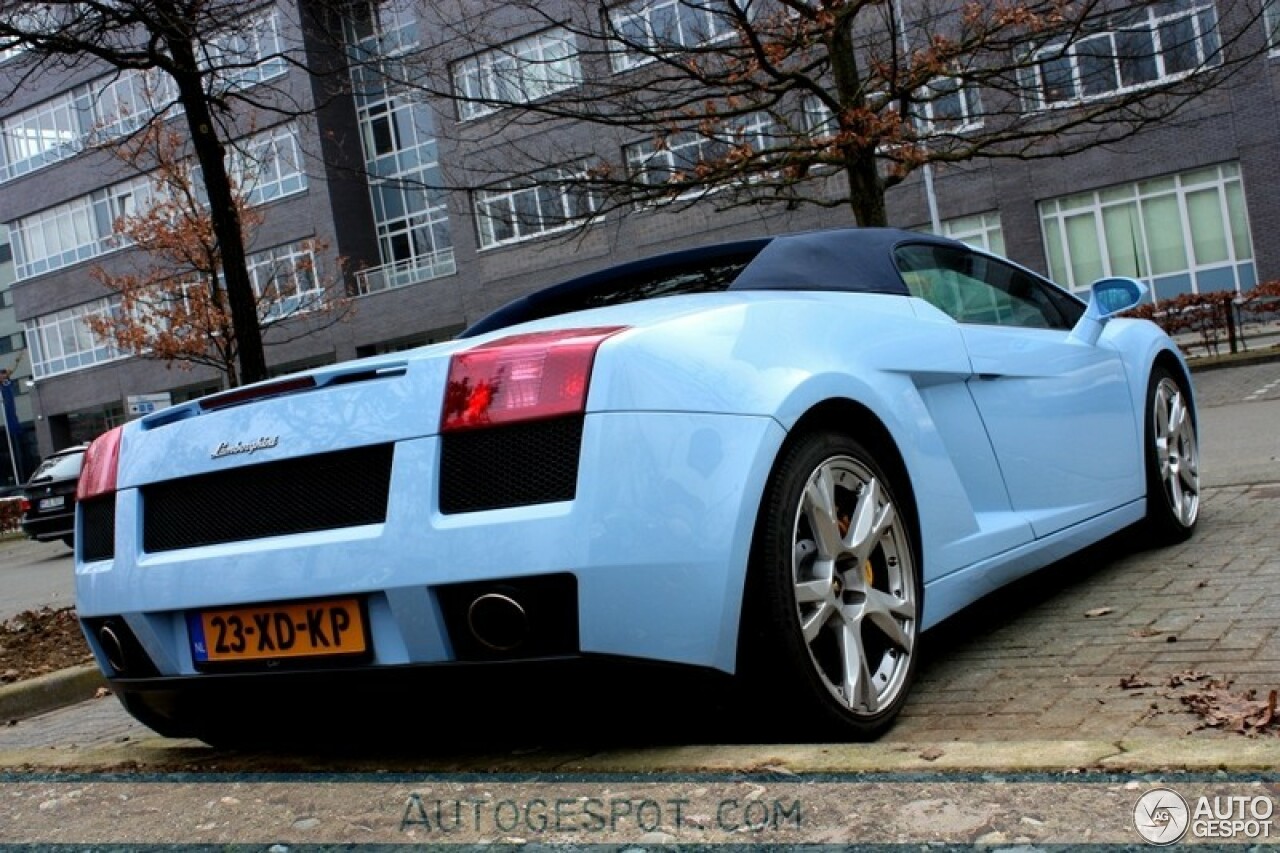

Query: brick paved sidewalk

[894,482,1279,742]
[1,483,1276,759]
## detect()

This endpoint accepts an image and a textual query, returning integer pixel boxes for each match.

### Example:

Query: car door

[895,242,1143,538]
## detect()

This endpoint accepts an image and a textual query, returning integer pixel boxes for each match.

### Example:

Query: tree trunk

[166,44,268,387]
[826,14,891,228]
[845,156,889,227]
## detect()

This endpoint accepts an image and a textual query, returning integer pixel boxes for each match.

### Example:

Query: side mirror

[1068,276,1148,346]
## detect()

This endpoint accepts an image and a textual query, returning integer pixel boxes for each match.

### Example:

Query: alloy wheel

[790,455,917,715]
[1152,376,1200,529]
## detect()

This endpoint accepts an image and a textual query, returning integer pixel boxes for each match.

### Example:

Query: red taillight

[77,425,124,501]
[441,326,626,432]
[19,498,29,513]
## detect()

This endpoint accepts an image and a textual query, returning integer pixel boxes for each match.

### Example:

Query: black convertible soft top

[461,227,958,337]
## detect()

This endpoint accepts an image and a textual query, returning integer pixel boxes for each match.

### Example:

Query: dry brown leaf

[1167,670,1212,688]
[1178,682,1280,736]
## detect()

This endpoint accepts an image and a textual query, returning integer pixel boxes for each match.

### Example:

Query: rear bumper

[76,411,786,679]
[22,511,74,541]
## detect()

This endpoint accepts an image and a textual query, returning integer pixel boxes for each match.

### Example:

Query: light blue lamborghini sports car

[73,228,1200,744]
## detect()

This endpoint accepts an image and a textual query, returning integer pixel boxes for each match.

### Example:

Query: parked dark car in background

[22,444,88,547]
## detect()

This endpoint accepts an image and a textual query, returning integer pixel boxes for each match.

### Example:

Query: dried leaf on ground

[0,607,94,683]
[1167,670,1212,688]
[1180,684,1280,736]
[918,747,945,761]
[1084,607,1114,618]
[1120,674,1155,689]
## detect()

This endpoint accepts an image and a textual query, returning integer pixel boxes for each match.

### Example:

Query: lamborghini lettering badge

[211,436,280,460]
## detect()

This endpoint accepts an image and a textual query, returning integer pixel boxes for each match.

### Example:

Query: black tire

[740,430,921,740]
[1141,366,1201,545]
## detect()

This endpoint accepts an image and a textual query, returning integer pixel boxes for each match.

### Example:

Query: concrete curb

[0,665,105,723]
[2,737,1280,773]
[1186,345,1280,371]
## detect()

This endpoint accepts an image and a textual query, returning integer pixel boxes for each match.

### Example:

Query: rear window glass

[535,258,749,315]
[463,254,756,337]
[30,450,84,482]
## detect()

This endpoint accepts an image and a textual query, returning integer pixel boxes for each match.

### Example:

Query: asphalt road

[0,360,1276,625]
[0,536,72,621]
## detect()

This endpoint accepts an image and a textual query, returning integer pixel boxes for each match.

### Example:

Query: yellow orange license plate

[188,598,367,663]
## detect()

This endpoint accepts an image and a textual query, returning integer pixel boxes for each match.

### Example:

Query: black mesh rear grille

[80,497,116,562]
[143,444,393,552]
[439,416,582,514]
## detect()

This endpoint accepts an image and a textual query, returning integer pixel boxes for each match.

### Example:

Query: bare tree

[82,124,350,388]
[341,0,1269,228]
[0,0,334,384]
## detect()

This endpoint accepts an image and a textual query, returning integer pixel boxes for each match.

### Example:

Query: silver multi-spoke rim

[791,455,916,716]
[1153,377,1200,528]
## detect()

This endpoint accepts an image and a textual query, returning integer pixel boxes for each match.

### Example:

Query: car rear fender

[588,294,1013,585]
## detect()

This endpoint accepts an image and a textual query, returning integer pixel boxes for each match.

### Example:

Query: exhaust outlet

[467,593,529,651]
[98,623,128,674]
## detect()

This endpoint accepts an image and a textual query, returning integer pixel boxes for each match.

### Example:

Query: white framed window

[917,77,982,133]
[90,176,156,250]
[10,122,310,281]
[0,69,178,183]
[1266,0,1280,51]
[608,0,739,72]
[247,241,323,319]
[1021,1,1221,109]
[0,90,83,182]
[346,4,455,292]
[0,37,27,64]
[369,198,454,288]
[234,124,307,205]
[2,12,282,186]
[452,28,581,121]
[624,111,775,191]
[1039,162,1255,301]
[24,298,124,379]
[25,240,328,379]
[938,211,1005,255]
[9,175,154,280]
[801,95,837,140]
[10,197,99,280]
[345,0,419,60]
[200,7,287,90]
[0,4,60,64]
[475,166,598,248]
[90,69,178,142]
[801,80,977,144]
